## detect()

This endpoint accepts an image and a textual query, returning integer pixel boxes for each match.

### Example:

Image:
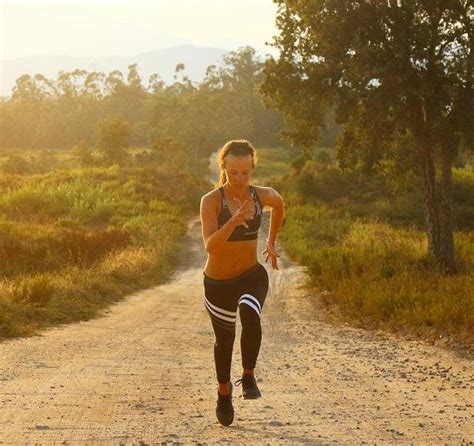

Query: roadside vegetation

[0,146,209,339]
[0,47,284,340]
[260,2,473,352]
[2,32,472,354]
[262,148,473,350]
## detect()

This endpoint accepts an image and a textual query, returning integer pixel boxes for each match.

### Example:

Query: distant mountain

[0,45,229,97]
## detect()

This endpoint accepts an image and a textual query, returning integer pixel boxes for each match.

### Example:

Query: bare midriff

[203,239,258,280]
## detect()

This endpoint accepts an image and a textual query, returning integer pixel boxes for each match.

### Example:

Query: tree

[1,49,285,155]
[72,144,96,167]
[97,113,132,165]
[200,46,285,148]
[262,0,473,274]
[148,73,165,95]
[84,71,106,100]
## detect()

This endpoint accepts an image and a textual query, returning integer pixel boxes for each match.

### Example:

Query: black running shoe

[216,381,234,426]
[234,374,261,399]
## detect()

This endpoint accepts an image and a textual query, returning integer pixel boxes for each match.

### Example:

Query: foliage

[0,160,209,339]
[279,166,474,346]
[1,155,33,175]
[262,0,473,273]
[97,113,132,165]
[276,161,474,231]
[0,47,291,158]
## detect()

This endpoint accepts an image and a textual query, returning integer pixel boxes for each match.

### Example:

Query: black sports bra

[217,186,263,241]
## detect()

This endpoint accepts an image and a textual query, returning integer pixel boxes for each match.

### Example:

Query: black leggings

[203,263,269,384]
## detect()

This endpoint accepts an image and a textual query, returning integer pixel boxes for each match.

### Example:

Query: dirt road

[0,216,473,444]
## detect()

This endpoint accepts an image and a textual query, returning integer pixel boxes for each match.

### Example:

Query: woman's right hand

[229,198,255,229]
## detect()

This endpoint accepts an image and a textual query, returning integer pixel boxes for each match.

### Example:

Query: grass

[2,143,472,352]
[252,146,293,185]
[0,155,210,340]
[0,243,179,338]
[274,159,474,350]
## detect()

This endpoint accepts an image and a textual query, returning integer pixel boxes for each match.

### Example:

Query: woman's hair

[217,139,257,187]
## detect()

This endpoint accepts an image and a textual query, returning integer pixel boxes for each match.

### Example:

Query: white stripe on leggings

[204,300,237,323]
[204,297,237,317]
[238,295,261,318]
[238,299,261,317]
[239,294,261,313]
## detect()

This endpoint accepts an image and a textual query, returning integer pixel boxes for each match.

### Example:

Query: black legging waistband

[203,263,261,286]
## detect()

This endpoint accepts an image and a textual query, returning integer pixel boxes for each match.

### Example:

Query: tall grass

[0,161,209,340]
[252,147,293,184]
[277,160,474,348]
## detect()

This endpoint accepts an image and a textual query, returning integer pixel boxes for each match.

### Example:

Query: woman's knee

[214,330,235,349]
[238,293,263,320]
[239,304,262,331]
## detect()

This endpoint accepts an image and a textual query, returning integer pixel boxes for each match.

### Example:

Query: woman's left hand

[262,240,280,270]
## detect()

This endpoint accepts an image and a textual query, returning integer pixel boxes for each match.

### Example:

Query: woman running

[200,139,285,426]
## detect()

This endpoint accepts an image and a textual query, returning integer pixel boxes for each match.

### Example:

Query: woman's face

[224,154,253,187]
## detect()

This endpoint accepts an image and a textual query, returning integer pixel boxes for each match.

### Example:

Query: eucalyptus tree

[201,46,284,148]
[97,113,132,165]
[262,0,473,274]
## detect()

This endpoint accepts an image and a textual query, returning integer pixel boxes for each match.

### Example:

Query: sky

[0,0,280,60]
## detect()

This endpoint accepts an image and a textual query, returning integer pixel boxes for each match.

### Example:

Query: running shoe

[234,374,261,399]
[216,381,234,426]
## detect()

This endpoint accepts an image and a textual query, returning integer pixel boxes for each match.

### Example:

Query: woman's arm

[259,187,285,269]
[265,188,285,245]
[200,193,254,254]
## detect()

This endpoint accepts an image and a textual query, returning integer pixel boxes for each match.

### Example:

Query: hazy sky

[0,0,279,60]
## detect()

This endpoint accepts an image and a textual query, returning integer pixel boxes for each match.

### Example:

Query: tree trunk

[414,100,450,271]
[421,146,441,262]
[438,147,457,274]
